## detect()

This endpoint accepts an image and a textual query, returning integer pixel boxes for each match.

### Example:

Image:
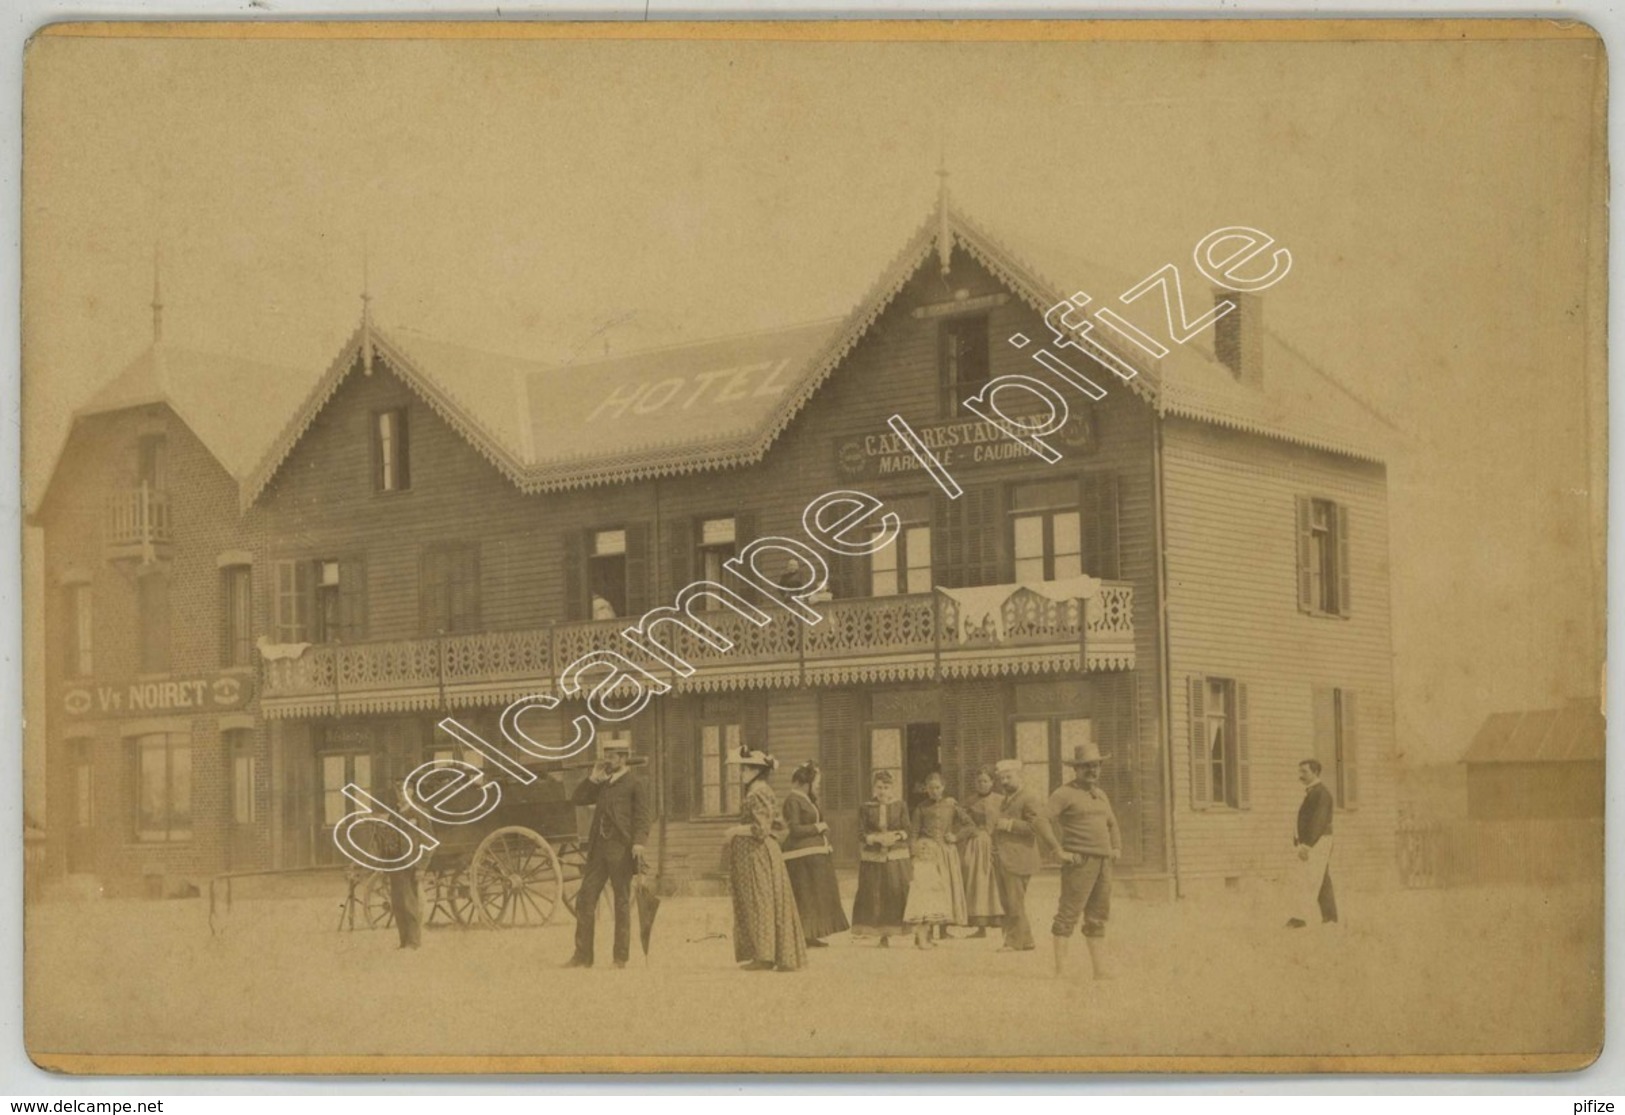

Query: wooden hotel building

[37,198,1400,898]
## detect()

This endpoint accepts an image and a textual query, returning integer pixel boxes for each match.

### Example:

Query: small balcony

[260,581,1135,717]
[104,486,172,563]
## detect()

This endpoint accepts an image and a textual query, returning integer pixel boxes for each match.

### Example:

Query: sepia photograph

[18,20,1607,1074]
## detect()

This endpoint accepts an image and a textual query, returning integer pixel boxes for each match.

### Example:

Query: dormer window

[373,408,410,492]
[939,314,990,415]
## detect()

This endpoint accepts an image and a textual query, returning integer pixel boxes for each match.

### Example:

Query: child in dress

[850,769,911,947]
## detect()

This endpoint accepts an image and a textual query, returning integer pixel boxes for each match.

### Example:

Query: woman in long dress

[960,766,1005,938]
[781,761,849,947]
[850,769,911,946]
[908,771,970,944]
[724,746,808,972]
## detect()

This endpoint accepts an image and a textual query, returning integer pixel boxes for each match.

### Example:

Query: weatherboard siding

[1161,417,1398,889]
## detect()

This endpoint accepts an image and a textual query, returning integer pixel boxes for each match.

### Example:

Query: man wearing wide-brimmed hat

[563,737,650,969]
[1047,739,1121,979]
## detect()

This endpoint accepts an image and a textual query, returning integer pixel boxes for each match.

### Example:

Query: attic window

[1214,291,1243,378]
[939,314,990,415]
[373,408,410,492]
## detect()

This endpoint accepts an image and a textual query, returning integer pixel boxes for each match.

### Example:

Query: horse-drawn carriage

[360,773,595,930]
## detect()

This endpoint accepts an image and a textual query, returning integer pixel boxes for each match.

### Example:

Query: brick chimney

[1213,289,1264,387]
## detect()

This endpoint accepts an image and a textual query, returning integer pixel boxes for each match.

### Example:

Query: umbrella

[634,864,661,960]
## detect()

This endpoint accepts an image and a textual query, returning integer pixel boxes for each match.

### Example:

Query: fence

[1397,817,1603,888]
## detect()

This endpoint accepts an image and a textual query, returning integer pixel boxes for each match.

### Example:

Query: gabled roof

[241,193,1398,505]
[32,340,314,516]
[1462,701,1605,764]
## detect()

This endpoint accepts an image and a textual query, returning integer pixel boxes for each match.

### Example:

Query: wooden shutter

[1295,496,1314,613]
[1340,689,1360,809]
[624,524,651,616]
[419,549,443,635]
[370,412,384,491]
[664,700,695,820]
[964,485,1004,586]
[1082,472,1121,579]
[274,560,296,643]
[948,680,1006,794]
[1187,677,1210,808]
[1335,502,1352,617]
[665,516,693,598]
[459,545,482,632]
[819,690,860,811]
[1235,681,1251,809]
[396,409,411,491]
[931,491,964,589]
[339,559,367,641]
[562,532,586,621]
[743,691,769,755]
[1311,687,1337,787]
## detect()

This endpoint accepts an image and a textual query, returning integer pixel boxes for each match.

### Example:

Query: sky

[18,27,1607,810]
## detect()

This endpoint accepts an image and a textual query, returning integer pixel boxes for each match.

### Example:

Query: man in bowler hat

[991,758,1062,952]
[563,738,650,968]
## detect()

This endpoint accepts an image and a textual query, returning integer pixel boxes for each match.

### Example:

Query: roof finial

[150,241,164,345]
[361,233,375,376]
[936,157,952,278]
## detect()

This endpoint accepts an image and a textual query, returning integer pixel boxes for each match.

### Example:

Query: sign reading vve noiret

[61,674,254,719]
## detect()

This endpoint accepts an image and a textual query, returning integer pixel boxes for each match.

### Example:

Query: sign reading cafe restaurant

[835,411,1097,482]
[60,673,254,719]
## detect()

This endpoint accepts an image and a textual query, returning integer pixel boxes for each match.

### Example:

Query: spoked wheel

[471,826,562,928]
[426,866,475,927]
[363,872,394,929]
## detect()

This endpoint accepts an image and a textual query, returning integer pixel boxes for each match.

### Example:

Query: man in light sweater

[1047,740,1121,979]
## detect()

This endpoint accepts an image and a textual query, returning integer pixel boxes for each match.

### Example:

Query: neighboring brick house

[37,194,1401,900]
[32,306,309,895]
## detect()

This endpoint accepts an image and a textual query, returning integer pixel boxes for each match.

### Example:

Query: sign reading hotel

[835,411,1097,481]
[61,674,254,719]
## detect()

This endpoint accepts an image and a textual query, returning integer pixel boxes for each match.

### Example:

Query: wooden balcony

[260,581,1135,717]
[104,486,172,562]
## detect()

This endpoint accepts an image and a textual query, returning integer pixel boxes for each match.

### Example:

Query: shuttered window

[818,690,862,812]
[699,722,743,817]
[372,408,410,493]
[227,729,255,825]
[274,558,364,644]
[220,565,253,667]
[420,544,481,635]
[64,583,93,678]
[871,496,932,597]
[939,314,991,414]
[1188,676,1250,810]
[575,524,651,621]
[1296,496,1351,617]
[933,485,1004,588]
[137,572,170,674]
[1312,687,1360,809]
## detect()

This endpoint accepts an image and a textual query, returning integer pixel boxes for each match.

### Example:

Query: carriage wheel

[362,872,394,930]
[471,826,562,928]
[426,867,475,927]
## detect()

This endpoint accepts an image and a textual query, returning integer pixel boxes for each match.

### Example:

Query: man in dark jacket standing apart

[991,758,1062,952]
[564,739,651,968]
[1288,758,1338,928]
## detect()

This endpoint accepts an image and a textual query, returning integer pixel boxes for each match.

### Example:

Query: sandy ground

[24,873,1602,1063]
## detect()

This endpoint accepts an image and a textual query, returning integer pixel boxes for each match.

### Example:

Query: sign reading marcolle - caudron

[60,674,254,719]
[835,411,1097,481]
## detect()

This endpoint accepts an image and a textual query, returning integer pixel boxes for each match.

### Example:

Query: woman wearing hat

[850,769,912,946]
[723,745,807,972]
[781,760,849,948]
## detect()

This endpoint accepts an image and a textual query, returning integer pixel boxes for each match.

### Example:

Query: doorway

[868,721,941,809]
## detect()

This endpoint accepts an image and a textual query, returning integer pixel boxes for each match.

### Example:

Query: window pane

[870,728,902,774]
[353,754,372,791]
[872,568,899,598]
[593,530,627,557]
[703,783,721,816]
[1014,515,1045,562]
[1053,511,1082,562]
[904,527,931,592]
[1012,480,1076,512]
[725,724,742,750]
[138,740,166,839]
[168,744,191,838]
[1015,720,1052,790]
[233,755,253,824]
[872,538,898,573]
[701,518,736,546]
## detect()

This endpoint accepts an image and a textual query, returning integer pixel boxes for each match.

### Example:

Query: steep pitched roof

[32,341,314,516]
[241,195,1397,504]
[1462,701,1605,764]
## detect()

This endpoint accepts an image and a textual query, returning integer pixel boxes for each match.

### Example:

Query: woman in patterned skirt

[781,760,849,948]
[907,771,969,945]
[960,767,1005,938]
[724,746,808,972]
[850,769,912,946]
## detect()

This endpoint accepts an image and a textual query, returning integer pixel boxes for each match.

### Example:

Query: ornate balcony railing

[259,581,1135,715]
[105,485,172,559]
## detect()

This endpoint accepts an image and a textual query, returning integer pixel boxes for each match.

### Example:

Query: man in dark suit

[991,758,1062,952]
[563,739,651,968]
[1288,758,1338,928]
